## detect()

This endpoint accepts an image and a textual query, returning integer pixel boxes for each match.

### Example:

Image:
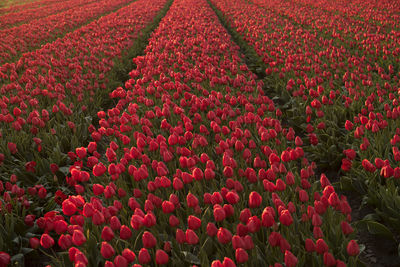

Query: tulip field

[0,0,399,266]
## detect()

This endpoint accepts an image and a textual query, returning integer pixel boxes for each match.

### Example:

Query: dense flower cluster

[0,0,167,261]
[0,0,59,15]
[212,0,400,246]
[0,0,97,29]
[22,0,359,265]
[0,0,166,178]
[3,0,398,265]
[0,0,133,64]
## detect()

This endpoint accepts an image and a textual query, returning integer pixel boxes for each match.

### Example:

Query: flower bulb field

[0,0,399,266]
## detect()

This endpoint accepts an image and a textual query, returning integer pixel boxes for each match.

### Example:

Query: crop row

[290,0,400,30]
[18,0,362,265]
[0,0,56,13]
[0,0,134,65]
[0,0,98,29]
[0,0,169,262]
[211,0,400,254]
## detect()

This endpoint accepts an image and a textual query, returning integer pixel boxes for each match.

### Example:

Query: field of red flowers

[0,0,399,266]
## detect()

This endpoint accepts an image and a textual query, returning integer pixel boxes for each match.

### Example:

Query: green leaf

[84,116,92,123]
[366,221,394,240]
[201,237,214,255]
[11,253,24,264]
[181,251,201,265]
[340,176,354,191]
[59,166,70,175]
[21,248,33,254]
[359,244,366,254]
[363,213,380,221]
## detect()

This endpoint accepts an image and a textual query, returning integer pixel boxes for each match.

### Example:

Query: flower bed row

[20,0,362,265]
[0,0,57,15]
[0,0,49,11]
[0,0,169,263]
[0,0,54,13]
[211,0,400,249]
[0,0,98,29]
[289,0,400,31]
[0,0,134,65]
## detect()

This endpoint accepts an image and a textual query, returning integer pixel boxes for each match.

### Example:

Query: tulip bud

[142,231,157,248]
[101,242,115,259]
[186,229,199,245]
[138,248,151,264]
[284,250,298,267]
[248,191,262,208]
[156,249,169,265]
[29,237,40,249]
[346,240,360,256]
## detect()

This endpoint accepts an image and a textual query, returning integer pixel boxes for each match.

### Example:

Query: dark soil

[346,191,400,267]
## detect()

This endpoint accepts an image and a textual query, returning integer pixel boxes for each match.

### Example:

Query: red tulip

[92,211,105,225]
[76,147,87,159]
[58,234,72,250]
[340,221,353,235]
[29,237,40,249]
[54,220,68,234]
[122,248,136,262]
[176,229,186,244]
[186,229,199,244]
[214,206,226,222]
[346,240,360,256]
[62,199,77,216]
[114,255,128,267]
[74,251,88,266]
[108,216,121,231]
[188,215,202,230]
[120,225,132,240]
[345,120,353,131]
[0,252,11,266]
[246,216,261,233]
[298,190,309,202]
[130,214,143,230]
[72,230,86,246]
[235,248,248,263]
[101,226,115,241]
[261,209,274,227]
[93,163,106,176]
[7,142,17,154]
[284,250,298,267]
[323,252,336,266]
[24,214,36,227]
[162,200,175,213]
[315,239,329,254]
[303,239,314,254]
[268,232,281,247]
[279,210,293,226]
[155,249,169,265]
[138,248,151,264]
[211,260,223,267]
[92,184,104,195]
[101,242,115,259]
[169,215,180,227]
[248,191,262,208]
[217,227,232,244]
[207,222,218,237]
[186,192,199,208]
[222,257,236,267]
[40,233,54,249]
[142,231,157,248]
